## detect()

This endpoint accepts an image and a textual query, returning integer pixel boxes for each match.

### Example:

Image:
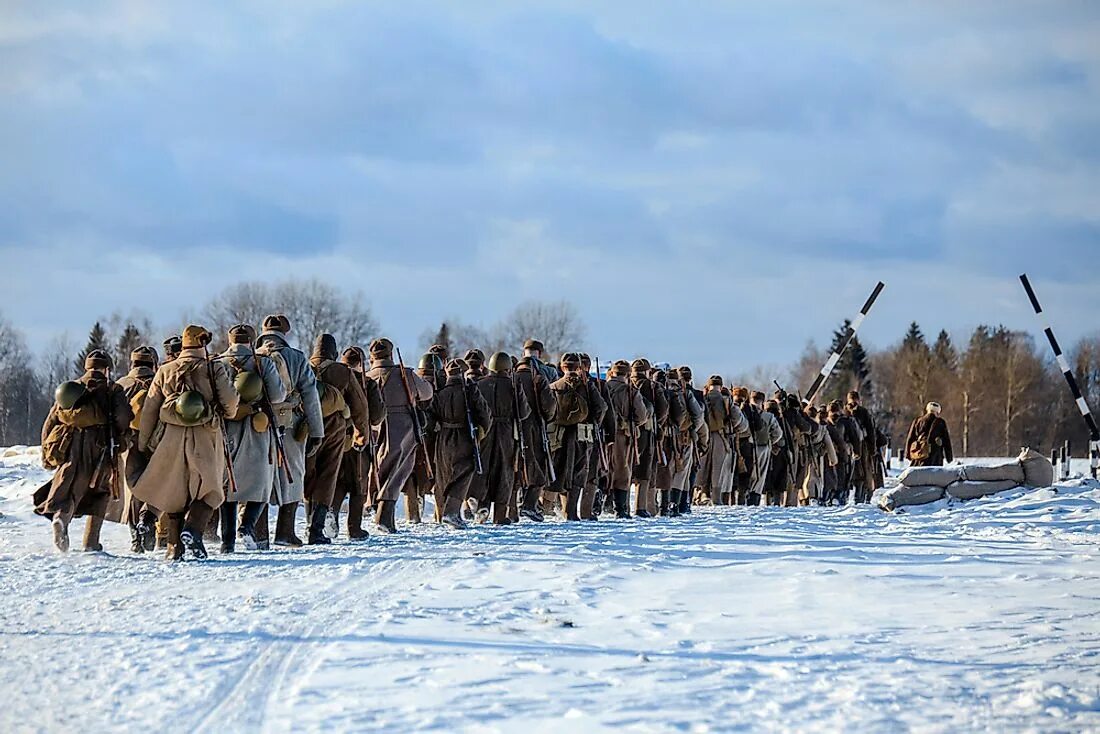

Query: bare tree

[0,313,48,446]
[200,278,381,351]
[493,300,587,361]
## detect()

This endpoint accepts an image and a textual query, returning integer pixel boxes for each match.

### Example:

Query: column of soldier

[34,314,886,560]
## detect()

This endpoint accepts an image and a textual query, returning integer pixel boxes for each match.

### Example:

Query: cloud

[1,0,1099,379]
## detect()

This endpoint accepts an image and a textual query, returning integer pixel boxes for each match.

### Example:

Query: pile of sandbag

[874,448,1054,511]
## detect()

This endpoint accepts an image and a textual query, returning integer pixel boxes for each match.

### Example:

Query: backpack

[909,419,935,462]
[313,361,349,419]
[703,390,728,432]
[666,387,689,431]
[553,378,589,426]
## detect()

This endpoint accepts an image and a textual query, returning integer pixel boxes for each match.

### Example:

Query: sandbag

[898,465,962,488]
[946,479,1019,501]
[1018,448,1054,488]
[874,484,945,511]
[960,462,1025,485]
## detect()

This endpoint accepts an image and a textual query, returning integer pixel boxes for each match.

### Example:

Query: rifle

[653,381,669,468]
[591,359,610,473]
[461,375,484,475]
[352,347,382,499]
[396,347,434,480]
[90,371,120,499]
[510,369,530,485]
[527,358,557,483]
[249,343,294,484]
[205,344,238,496]
[626,378,640,469]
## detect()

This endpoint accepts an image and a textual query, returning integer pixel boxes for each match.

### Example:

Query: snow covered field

[2,445,1099,733]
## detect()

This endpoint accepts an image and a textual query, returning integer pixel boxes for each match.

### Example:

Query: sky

[2,0,1099,379]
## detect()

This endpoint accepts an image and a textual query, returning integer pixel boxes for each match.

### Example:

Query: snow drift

[2,445,1099,733]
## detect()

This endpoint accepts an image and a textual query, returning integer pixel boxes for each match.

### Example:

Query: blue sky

[1,1,1098,378]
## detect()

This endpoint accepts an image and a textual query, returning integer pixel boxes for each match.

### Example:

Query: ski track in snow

[2,445,1099,733]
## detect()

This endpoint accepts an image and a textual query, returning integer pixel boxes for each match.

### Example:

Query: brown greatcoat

[304,349,372,510]
[905,413,954,467]
[515,358,557,488]
[549,374,607,494]
[132,347,240,514]
[35,371,133,521]
[334,358,386,505]
[365,358,434,502]
[104,365,157,523]
[630,375,669,483]
[605,374,650,491]
[431,374,491,512]
[469,372,531,507]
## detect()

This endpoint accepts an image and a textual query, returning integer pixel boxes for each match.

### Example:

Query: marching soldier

[304,334,372,545]
[35,349,132,552]
[747,391,783,504]
[548,353,607,518]
[603,360,649,519]
[132,325,239,560]
[217,324,287,552]
[630,359,667,518]
[846,390,880,503]
[365,338,434,534]
[430,359,491,528]
[470,352,531,524]
[800,406,838,506]
[514,352,557,521]
[678,366,705,515]
[330,347,385,539]
[405,352,444,523]
[255,315,325,547]
[699,377,748,506]
[106,345,160,553]
[162,335,182,363]
[579,354,613,520]
[523,339,560,382]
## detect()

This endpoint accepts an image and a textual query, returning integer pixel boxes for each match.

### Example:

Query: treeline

[0,279,586,447]
[781,321,1100,458]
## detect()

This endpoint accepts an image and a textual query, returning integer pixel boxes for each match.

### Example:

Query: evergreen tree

[902,322,928,353]
[820,320,873,402]
[114,322,144,374]
[932,330,957,372]
[74,322,108,375]
[432,322,453,360]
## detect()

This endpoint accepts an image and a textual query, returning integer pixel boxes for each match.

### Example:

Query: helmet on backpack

[174,390,209,426]
[55,381,87,410]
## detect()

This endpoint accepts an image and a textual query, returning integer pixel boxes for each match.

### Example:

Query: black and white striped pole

[804,281,886,403]
[1020,274,1100,479]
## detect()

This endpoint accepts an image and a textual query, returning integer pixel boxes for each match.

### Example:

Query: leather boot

[375,500,398,534]
[519,487,543,522]
[347,495,369,541]
[164,513,184,561]
[667,489,682,517]
[219,501,238,553]
[137,507,157,551]
[579,483,597,520]
[274,502,303,547]
[565,488,581,521]
[254,505,270,549]
[129,524,144,554]
[492,502,512,525]
[441,494,468,529]
[82,515,104,552]
[180,502,214,560]
[155,517,169,549]
[613,489,632,519]
[308,503,332,545]
[635,481,653,518]
[203,507,220,542]
[238,502,265,550]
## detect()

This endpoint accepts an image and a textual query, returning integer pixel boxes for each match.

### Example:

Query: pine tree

[74,322,108,375]
[114,322,144,374]
[902,322,928,353]
[820,320,873,402]
[932,330,957,372]
[431,322,453,360]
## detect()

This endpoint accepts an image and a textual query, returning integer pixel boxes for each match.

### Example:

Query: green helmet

[487,351,512,374]
[174,390,209,426]
[55,381,86,410]
[234,371,264,404]
[418,353,444,373]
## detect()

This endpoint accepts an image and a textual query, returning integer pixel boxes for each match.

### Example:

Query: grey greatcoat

[255,330,324,506]
[366,358,434,503]
[218,344,288,504]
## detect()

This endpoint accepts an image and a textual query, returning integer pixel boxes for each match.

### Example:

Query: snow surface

[2,445,1099,733]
